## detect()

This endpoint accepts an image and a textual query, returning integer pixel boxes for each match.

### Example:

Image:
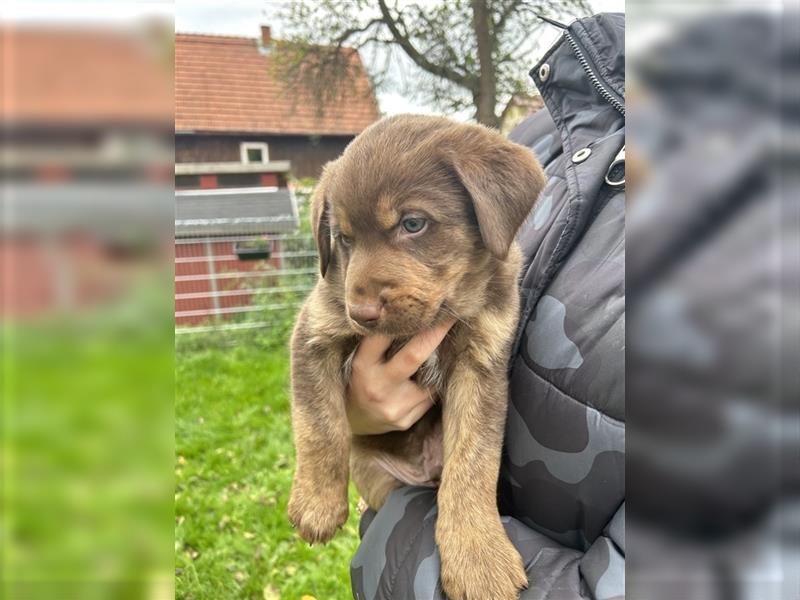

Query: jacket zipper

[563,31,625,116]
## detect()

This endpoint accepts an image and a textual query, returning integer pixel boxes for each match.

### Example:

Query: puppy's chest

[342,338,446,393]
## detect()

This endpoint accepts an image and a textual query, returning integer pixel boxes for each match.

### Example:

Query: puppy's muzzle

[348,301,383,328]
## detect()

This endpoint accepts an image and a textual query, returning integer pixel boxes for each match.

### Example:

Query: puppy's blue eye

[401,217,427,234]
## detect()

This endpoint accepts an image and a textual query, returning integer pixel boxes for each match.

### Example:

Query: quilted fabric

[351,13,625,599]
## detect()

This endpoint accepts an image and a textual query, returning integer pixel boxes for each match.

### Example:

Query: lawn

[2,278,174,599]
[175,333,362,600]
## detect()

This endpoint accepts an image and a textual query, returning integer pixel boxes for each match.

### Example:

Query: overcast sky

[174,0,626,36]
[4,0,625,117]
[174,0,624,117]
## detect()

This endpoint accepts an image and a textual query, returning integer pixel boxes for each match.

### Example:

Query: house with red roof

[175,26,380,182]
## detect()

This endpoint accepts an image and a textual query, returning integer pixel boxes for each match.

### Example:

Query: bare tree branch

[377,0,477,89]
[493,0,523,39]
[275,0,594,125]
[333,18,384,50]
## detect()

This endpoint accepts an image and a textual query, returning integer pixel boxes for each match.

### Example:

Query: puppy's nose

[348,302,382,328]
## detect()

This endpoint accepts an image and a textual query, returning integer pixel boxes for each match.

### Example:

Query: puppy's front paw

[287,480,348,544]
[439,526,527,600]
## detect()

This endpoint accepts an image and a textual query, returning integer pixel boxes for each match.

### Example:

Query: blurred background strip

[1,2,174,599]
[627,2,799,599]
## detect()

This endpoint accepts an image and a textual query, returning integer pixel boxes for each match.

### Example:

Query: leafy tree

[273,0,592,127]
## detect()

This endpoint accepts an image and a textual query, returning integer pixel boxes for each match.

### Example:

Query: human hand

[346,319,456,435]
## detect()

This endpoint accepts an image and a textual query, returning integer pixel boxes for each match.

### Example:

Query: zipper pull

[605,145,625,187]
[536,14,568,29]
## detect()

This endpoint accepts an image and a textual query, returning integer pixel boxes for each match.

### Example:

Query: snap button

[538,63,550,82]
[572,148,591,163]
[604,145,625,187]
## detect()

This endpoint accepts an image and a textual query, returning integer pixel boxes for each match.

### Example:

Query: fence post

[204,239,221,320]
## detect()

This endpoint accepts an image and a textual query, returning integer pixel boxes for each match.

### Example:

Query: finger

[394,389,436,431]
[378,381,430,425]
[354,334,394,366]
[394,380,434,407]
[387,318,456,379]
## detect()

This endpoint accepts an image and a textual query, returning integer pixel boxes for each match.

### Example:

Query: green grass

[2,277,174,599]
[175,336,361,600]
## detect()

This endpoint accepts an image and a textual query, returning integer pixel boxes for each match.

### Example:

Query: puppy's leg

[436,365,527,600]
[287,333,350,544]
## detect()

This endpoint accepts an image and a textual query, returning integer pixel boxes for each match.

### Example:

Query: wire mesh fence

[173,181,318,342]
[174,231,317,335]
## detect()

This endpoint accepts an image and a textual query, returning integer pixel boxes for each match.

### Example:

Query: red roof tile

[1,26,173,126]
[175,33,380,135]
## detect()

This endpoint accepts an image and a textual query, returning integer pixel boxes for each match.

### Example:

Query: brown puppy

[288,114,545,600]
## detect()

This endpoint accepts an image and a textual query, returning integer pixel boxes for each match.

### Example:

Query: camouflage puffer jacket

[351,13,625,600]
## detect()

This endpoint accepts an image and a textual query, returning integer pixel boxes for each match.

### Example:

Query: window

[175,174,201,189]
[240,142,269,164]
[216,173,261,188]
[234,239,272,261]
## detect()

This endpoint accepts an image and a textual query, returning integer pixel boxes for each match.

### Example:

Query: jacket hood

[568,13,625,99]
[531,12,625,124]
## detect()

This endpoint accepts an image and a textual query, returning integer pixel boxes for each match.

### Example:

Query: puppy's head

[310,115,545,336]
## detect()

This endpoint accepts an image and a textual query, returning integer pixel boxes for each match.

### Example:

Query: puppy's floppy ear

[310,161,337,277]
[447,127,546,258]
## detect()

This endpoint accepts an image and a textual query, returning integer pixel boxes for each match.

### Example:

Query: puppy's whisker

[441,307,467,326]
[440,304,470,329]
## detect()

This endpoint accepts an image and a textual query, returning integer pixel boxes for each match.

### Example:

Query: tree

[273,0,592,127]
